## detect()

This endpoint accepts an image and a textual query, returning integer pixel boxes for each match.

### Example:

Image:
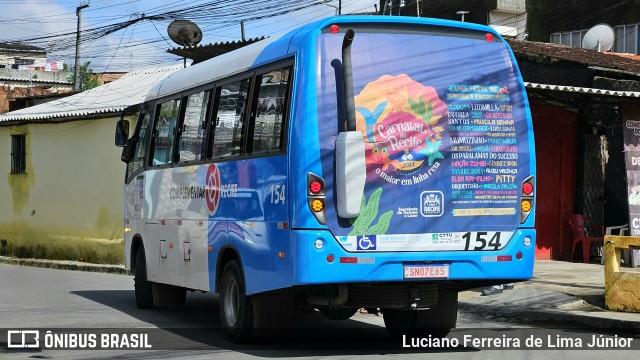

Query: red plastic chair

[569,214,604,263]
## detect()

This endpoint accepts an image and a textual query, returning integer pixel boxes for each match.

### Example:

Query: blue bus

[116,15,536,342]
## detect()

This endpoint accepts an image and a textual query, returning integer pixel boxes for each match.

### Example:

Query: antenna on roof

[167,20,203,47]
[581,24,615,52]
[168,20,203,68]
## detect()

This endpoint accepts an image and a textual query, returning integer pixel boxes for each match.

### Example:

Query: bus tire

[318,308,358,321]
[383,289,458,337]
[134,247,154,309]
[219,260,253,343]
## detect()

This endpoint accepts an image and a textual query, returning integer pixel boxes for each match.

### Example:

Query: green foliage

[349,187,394,236]
[64,61,100,91]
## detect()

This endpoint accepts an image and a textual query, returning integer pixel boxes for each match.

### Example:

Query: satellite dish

[168,20,203,47]
[581,24,614,52]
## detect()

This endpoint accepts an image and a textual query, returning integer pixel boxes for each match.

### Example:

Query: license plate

[404,264,449,279]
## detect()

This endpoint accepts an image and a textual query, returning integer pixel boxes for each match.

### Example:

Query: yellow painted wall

[0,115,136,263]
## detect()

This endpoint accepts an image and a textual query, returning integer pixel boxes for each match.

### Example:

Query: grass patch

[0,222,124,264]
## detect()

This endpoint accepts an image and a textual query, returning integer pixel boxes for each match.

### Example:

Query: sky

[0,0,378,72]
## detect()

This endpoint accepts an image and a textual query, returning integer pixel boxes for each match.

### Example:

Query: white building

[0,64,182,263]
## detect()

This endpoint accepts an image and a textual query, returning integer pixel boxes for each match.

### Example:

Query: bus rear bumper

[291,229,535,285]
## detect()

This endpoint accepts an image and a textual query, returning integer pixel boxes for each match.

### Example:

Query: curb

[520,308,640,331]
[0,256,129,275]
[458,299,640,332]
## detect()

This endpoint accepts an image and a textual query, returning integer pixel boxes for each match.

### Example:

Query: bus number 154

[270,184,286,204]
[462,231,502,251]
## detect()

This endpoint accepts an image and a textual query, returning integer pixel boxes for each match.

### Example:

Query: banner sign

[622,101,640,236]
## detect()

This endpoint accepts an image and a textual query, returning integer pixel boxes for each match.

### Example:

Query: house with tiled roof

[0,42,72,113]
[0,64,181,263]
[502,38,640,262]
[384,0,640,262]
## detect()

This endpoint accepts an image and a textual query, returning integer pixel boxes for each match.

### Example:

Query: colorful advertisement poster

[622,101,640,236]
[316,27,532,250]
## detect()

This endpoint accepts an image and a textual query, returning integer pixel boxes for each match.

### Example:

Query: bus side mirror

[335,131,366,218]
[120,137,136,163]
[115,119,129,147]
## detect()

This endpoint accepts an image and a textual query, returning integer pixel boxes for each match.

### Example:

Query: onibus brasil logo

[354,74,447,186]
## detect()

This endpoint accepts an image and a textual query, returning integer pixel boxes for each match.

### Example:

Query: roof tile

[507,39,640,75]
[0,64,182,123]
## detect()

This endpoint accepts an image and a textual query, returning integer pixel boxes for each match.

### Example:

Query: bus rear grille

[345,283,438,308]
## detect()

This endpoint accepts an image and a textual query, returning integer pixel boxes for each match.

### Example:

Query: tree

[64,61,100,91]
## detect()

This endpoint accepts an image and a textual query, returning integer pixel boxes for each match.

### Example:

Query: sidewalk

[1,256,639,330]
[458,260,640,330]
[0,255,128,274]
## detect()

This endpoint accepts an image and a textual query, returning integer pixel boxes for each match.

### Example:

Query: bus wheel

[318,308,358,321]
[134,247,154,309]
[383,289,458,337]
[219,260,253,343]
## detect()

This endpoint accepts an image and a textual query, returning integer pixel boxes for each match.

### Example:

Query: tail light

[309,180,323,194]
[520,176,534,224]
[308,173,326,225]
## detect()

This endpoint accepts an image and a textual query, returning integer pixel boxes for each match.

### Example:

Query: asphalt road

[1,264,638,359]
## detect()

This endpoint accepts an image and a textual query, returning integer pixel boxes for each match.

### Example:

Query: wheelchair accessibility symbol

[357,235,377,250]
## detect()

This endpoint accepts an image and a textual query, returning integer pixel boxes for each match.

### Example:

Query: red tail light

[520,176,535,224]
[310,180,323,194]
[307,173,326,225]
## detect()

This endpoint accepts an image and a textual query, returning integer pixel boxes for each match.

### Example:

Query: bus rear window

[315,26,530,237]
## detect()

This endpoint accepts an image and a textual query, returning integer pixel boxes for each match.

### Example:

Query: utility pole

[416,0,421,17]
[74,1,90,91]
[338,0,341,15]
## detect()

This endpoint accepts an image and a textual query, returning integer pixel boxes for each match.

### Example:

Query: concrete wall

[0,53,47,66]
[0,83,74,113]
[379,0,496,23]
[496,0,525,12]
[489,10,528,39]
[0,115,136,263]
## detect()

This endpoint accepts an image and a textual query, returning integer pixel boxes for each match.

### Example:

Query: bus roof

[146,15,503,102]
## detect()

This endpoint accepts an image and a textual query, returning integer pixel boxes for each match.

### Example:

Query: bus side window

[150,99,181,166]
[250,67,291,154]
[177,90,210,163]
[126,111,152,182]
[210,78,251,158]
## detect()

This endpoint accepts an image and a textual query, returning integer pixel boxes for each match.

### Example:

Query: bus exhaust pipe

[342,28,356,132]
[306,284,348,308]
[335,28,367,218]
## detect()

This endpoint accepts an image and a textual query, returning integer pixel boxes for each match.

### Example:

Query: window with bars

[11,134,26,174]
[549,29,588,48]
[550,24,639,55]
[614,24,639,54]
